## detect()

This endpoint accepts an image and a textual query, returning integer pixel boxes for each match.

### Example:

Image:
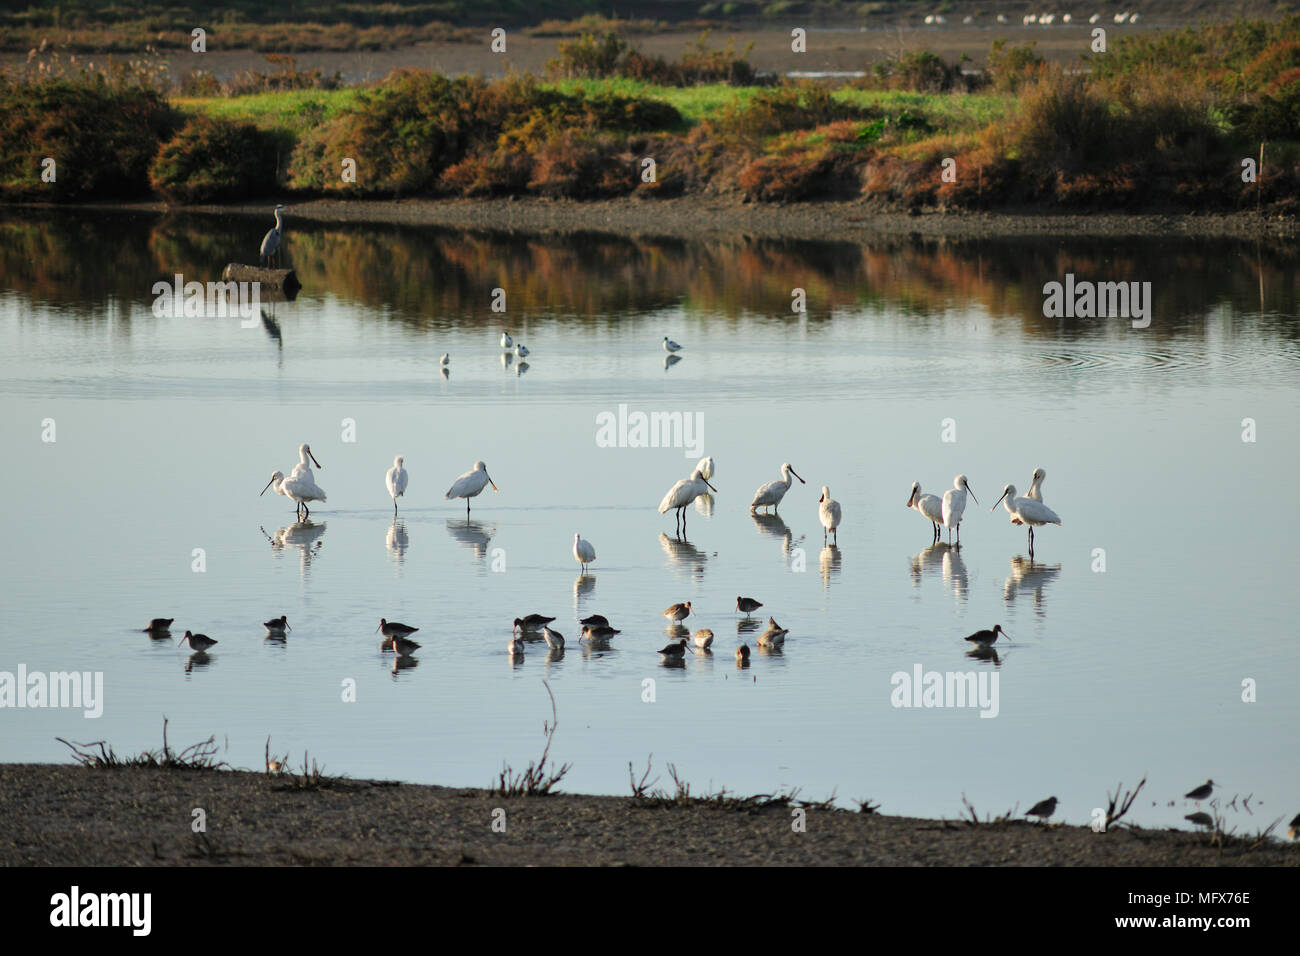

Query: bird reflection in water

[658,532,707,578]
[819,544,842,589]
[386,520,409,564]
[1002,556,1061,616]
[390,655,419,677]
[260,520,326,575]
[751,511,803,562]
[965,644,1003,666]
[736,618,761,636]
[907,542,967,603]
[573,573,595,604]
[445,518,496,560]
[694,492,714,517]
[184,651,213,674]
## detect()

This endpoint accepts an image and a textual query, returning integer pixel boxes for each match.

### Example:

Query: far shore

[13,198,1298,241]
[1,763,1295,866]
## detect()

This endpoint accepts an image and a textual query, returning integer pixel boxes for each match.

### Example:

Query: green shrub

[149,115,280,203]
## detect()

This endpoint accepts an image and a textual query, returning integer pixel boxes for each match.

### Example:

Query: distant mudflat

[2,764,1295,866]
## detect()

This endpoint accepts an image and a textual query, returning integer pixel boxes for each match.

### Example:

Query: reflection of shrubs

[0,77,176,200]
[150,116,280,203]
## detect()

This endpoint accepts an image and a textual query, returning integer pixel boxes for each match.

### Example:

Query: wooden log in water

[221,263,300,299]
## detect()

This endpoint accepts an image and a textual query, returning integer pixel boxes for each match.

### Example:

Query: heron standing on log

[260,204,287,268]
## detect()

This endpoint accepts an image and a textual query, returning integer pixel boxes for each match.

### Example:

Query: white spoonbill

[1026,466,1046,503]
[500,330,512,349]
[658,465,717,533]
[291,443,323,478]
[750,462,805,514]
[696,456,715,481]
[941,475,977,546]
[260,469,325,519]
[991,483,1061,556]
[445,460,497,515]
[906,481,944,543]
[573,532,596,572]
[662,336,683,353]
[386,455,408,516]
[818,486,841,544]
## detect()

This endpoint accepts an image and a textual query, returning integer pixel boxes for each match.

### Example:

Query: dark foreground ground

[1,764,1295,866]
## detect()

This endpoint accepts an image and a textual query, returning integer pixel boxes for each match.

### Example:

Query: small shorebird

[1184,780,1216,801]
[658,638,688,659]
[581,624,621,642]
[542,626,565,651]
[573,532,596,572]
[1185,812,1214,829]
[906,482,943,543]
[377,619,419,639]
[750,462,805,514]
[693,629,714,650]
[757,617,789,648]
[389,635,421,657]
[439,353,449,366]
[141,618,174,634]
[507,635,525,656]
[736,596,763,616]
[580,614,610,627]
[500,331,512,349]
[964,625,1010,647]
[445,460,497,515]
[941,474,977,547]
[264,615,290,636]
[386,455,408,516]
[513,614,556,632]
[818,487,842,544]
[179,631,217,652]
[736,644,751,664]
[662,601,692,624]
[514,343,529,358]
[662,336,682,353]
[1025,796,1057,821]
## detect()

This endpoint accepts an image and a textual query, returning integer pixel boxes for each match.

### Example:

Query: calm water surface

[1,209,1297,831]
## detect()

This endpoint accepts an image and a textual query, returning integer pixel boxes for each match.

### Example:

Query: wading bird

[573,532,596,572]
[658,466,717,533]
[261,469,326,519]
[662,336,682,353]
[964,624,1010,647]
[500,331,512,349]
[445,461,497,515]
[990,484,1061,556]
[907,482,944,543]
[696,456,715,481]
[693,629,714,650]
[1026,466,1046,504]
[658,638,688,659]
[750,462,805,514]
[736,644,750,664]
[757,617,789,648]
[263,616,290,636]
[179,630,217,652]
[1184,780,1216,801]
[542,626,565,651]
[662,601,692,624]
[260,204,286,268]
[141,618,173,634]
[377,619,419,639]
[1025,796,1057,822]
[514,343,529,358]
[736,596,763,616]
[513,614,555,633]
[580,614,610,628]
[386,455,408,516]
[941,475,977,546]
[818,486,841,544]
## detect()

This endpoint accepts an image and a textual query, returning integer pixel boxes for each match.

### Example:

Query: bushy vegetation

[546,31,755,86]
[149,115,280,202]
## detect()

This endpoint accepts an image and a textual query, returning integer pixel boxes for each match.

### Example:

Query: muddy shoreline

[1,764,1295,866]
[21,198,1298,241]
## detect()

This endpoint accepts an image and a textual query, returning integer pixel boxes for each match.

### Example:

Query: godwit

[658,638,688,659]
[757,617,789,647]
[580,614,610,627]
[736,596,763,615]
[581,624,621,642]
[141,618,174,634]
[507,634,525,656]
[179,631,217,652]
[964,625,1010,647]
[818,486,841,544]
[941,475,977,546]
[750,462,805,514]
[693,629,714,650]
[263,615,290,636]
[662,601,692,624]
[907,482,943,543]
[445,461,497,515]
[377,619,419,639]
[1184,780,1216,801]
[542,626,565,651]
[513,614,555,632]
[736,644,751,664]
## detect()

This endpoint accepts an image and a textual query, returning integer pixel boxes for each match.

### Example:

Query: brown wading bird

[1184,780,1216,801]
[389,635,421,657]
[662,601,692,624]
[263,615,290,636]
[692,629,714,650]
[580,614,610,628]
[964,625,1010,647]
[542,626,565,651]
[179,631,217,652]
[378,619,419,639]
[581,624,621,642]
[735,644,751,665]
[757,618,789,648]
[1025,796,1057,822]
[736,597,763,616]
[658,638,688,659]
[142,618,174,634]
[513,614,555,633]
